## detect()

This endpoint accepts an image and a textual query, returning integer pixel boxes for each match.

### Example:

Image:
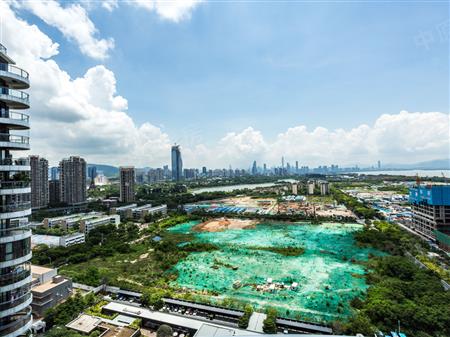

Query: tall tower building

[59,156,86,205]
[171,144,183,181]
[251,160,257,175]
[120,167,135,203]
[0,43,33,335]
[30,155,49,209]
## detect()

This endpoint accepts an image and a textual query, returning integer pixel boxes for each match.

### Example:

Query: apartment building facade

[59,156,87,205]
[119,167,135,203]
[30,155,48,209]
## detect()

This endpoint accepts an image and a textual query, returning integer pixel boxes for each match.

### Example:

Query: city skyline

[0,1,448,169]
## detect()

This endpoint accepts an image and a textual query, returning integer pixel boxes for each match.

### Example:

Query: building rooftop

[99,323,138,337]
[31,265,54,276]
[32,277,70,293]
[163,298,243,317]
[103,302,257,335]
[66,314,102,334]
[194,323,235,337]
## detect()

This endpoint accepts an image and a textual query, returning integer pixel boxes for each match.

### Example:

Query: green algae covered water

[169,221,381,323]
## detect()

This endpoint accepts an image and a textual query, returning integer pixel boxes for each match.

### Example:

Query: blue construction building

[409,185,450,251]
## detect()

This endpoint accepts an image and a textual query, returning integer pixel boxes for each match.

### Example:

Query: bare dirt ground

[193,217,259,232]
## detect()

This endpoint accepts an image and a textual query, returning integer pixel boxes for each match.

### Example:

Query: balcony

[0,309,32,337]
[0,111,29,130]
[0,158,30,172]
[0,266,30,287]
[0,202,31,220]
[0,292,32,320]
[0,181,30,196]
[0,87,29,109]
[0,64,29,90]
[0,134,30,150]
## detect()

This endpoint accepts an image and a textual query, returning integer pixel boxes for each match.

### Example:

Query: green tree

[263,308,278,334]
[156,324,173,337]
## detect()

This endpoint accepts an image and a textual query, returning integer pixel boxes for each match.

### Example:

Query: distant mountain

[87,164,119,177]
[383,158,450,170]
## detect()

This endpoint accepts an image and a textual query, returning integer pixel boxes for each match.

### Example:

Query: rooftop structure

[0,42,33,336]
[31,265,72,317]
[66,314,139,337]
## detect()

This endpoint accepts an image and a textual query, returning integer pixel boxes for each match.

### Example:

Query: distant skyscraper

[88,166,97,180]
[30,155,49,209]
[251,160,257,175]
[171,144,183,181]
[202,166,207,175]
[281,156,285,168]
[50,166,59,180]
[59,156,87,205]
[295,161,299,173]
[88,166,97,188]
[120,167,135,203]
[377,160,381,170]
[263,163,267,174]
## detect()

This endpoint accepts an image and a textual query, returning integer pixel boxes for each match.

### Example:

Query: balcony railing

[0,291,31,311]
[0,134,29,145]
[0,202,31,213]
[0,310,32,336]
[0,111,29,123]
[0,267,30,287]
[0,158,29,166]
[0,87,29,103]
[0,181,30,189]
[0,63,29,81]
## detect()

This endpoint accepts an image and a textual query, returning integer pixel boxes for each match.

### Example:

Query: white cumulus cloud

[16,0,114,60]
[127,0,203,22]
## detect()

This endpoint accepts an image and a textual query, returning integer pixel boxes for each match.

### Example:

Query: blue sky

[20,1,449,141]
[4,1,449,167]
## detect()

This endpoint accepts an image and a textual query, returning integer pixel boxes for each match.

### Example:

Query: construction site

[169,221,382,323]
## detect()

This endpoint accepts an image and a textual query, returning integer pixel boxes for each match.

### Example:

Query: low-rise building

[66,314,139,337]
[31,265,72,317]
[42,212,119,234]
[80,214,120,234]
[32,232,85,248]
[112,203,167,221]
[132,204,167,220]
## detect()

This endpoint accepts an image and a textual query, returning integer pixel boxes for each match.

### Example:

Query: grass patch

[248,246,305,256]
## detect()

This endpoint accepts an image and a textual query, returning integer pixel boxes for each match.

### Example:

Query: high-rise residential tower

[120,167,135,203]
[409,185,450,252]
[59,156,87,205]
[0,43,33,336]
[171,144,183,181]
[30,155,49,209]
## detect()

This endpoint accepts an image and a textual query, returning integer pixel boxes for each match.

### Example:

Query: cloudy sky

[1,0,448,168]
